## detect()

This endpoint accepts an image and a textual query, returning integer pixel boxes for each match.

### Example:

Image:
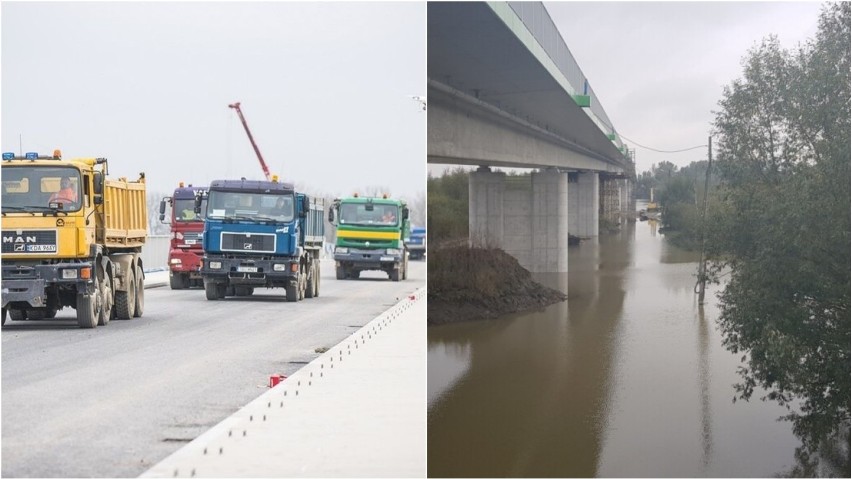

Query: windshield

[174,198,206,222]
[1,166,83,213]
[340,203,398,226]
[205,190,294,222]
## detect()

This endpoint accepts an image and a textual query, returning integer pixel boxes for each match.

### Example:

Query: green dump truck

[328,195,409,281]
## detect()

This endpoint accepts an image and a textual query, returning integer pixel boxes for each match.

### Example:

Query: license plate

[380,256,394,262]
[237,266,258,273]
[27,245,57,252]
[184,239,196,245]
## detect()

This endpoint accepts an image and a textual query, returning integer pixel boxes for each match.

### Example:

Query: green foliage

[427,167,470,241]
[710,2,850,464]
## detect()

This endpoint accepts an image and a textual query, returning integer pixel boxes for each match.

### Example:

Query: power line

[619,133,708,153]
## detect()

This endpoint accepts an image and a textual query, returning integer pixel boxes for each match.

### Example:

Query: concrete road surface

[1,261,425,478]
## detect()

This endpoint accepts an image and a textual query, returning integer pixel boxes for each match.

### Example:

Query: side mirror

[327,207,334,223]
[94,196,103,205]
[299,196,309,218]
[402,207,410,220]
[194,195,202,214]
[93,172,103,195]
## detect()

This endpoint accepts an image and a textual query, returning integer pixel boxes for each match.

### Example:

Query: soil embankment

[428,245,567,325]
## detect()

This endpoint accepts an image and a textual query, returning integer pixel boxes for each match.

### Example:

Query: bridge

[428,1,635,272]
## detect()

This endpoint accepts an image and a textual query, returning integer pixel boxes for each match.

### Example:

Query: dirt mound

[427,246,567,325]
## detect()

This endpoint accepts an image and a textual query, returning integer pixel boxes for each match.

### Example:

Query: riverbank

[427,245,567,325]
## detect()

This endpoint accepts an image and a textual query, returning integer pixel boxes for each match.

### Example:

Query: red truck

[159,183,207,289]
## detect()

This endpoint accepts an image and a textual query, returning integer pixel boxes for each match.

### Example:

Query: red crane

[228,102,272,181]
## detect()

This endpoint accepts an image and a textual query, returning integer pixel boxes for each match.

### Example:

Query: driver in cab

[49,177,77,206]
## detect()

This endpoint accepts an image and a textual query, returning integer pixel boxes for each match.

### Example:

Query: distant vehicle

[198,177,324,301]
[1,150,147,328]
[406,226,426,260]
[328,195,410,281]
[159,183,207,289]
[647,187,659,212]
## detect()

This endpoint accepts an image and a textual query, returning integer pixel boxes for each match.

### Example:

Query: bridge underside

[428,84,625,173]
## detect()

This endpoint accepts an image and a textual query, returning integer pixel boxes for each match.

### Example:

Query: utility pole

[697,136,712,304]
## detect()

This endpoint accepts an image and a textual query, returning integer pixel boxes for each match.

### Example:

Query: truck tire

[2,307,6,325]
[305,264,316,299]
[45,308,57,319]
[299,273,308,301]
[285,282,299,302]
[205,282,220,300]
[28,308,57,320]
[314,267,320,297]
[336,265,346,280]
[133,266,144,318]
[234,286,251,296]
[9,309,26,321]
[76,287,99,329]
[115,268,137,319]
[390,269,400,282]
[98,276,112,326]
[170,273,188,290]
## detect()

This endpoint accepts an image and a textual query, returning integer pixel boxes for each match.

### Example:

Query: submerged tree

[710,2,850,472]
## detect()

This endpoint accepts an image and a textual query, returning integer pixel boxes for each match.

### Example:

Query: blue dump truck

[405,225,426,260]
[197,178,324,302]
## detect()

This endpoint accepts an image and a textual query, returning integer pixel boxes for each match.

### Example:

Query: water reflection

[428,207,799,477]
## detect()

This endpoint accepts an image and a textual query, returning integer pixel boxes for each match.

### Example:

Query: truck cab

[198,178,324,302]
[328,195,410,281]
[159,183,207,289]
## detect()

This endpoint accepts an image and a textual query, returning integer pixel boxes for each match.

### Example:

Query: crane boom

[228,102,272,181]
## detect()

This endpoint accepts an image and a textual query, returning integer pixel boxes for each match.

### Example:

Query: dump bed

[102,177,147,248]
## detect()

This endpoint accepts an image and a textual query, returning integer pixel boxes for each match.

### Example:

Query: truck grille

[220,232,275,253]
[1,230,58,254]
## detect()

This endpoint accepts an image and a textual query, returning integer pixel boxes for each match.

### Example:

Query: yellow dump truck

[1,150,147,328]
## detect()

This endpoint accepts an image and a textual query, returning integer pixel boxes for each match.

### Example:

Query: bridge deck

[142,289,426,478]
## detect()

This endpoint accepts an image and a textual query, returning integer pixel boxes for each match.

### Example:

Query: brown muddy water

[427,204,800,477]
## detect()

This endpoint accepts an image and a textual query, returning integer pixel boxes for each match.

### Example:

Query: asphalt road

[1,260,425,478]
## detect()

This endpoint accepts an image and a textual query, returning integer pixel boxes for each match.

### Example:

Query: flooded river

[428,204,800,477]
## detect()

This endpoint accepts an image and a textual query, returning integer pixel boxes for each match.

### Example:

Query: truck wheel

[305,265,316,299]
[98,276,112,326]
[115,268,137,319]
[9,309,26,321]
[76,285,99,329]
[170,273,188,290]
[336,265,346,280]
[285,282,299,302]
[390,269,400,282]
[2,308,6,325]
[205,282,221,300]
[133,266,144,318]
[314,267,320,297]
[45,308,57,319]
[225,286,235,297]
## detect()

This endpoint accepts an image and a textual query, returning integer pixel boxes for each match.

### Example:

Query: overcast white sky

[1,2,425,198]
[547,1,823,174]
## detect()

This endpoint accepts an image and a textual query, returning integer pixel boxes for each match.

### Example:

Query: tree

[710,2,850,469]
[427,168,470,241]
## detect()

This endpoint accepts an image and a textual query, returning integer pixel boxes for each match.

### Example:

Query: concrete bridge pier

[531,169,569,273]
[567,171,599,239]
[468,168,568,273]
[600,176,621,225]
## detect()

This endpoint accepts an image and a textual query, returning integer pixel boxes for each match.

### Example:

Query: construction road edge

[141,287,427,478]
